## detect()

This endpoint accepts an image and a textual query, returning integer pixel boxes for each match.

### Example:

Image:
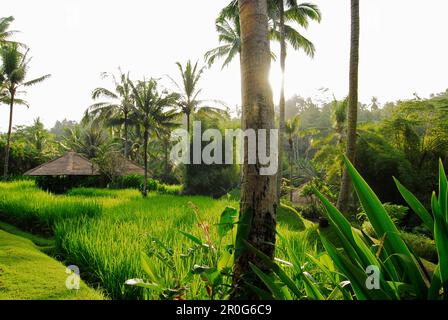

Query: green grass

[0,181,101,235]
[0,220,54,248]
[0,230,104,300]
[0,181,316,300]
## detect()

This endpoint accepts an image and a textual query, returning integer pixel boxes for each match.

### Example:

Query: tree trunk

[142,128,149,197]
[289,137,293,202]
[3,90,15,180]
[123,111,129,159]
[231,0,278,299]
[164,139,169,177]
[186,112,191,135]
[277,1,286,200]
[337,0,360,213]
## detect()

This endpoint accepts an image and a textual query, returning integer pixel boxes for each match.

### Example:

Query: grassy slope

[0,182,316,299]
[0,230,104,300]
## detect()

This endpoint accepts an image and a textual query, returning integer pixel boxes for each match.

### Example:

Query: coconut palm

[270,1,321,198]
[204,15,241,69]
[87,70,134,159]
[232,0,277,299]
[0,16,19,46]
[337,0,360,212]
[0,16,19,101]
[129,79,178,197]
[206,3,276,70]
[62,121,111,159]
[0,44,51,179]
[170,60,205,134]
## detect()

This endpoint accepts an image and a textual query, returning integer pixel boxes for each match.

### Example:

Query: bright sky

[1,0,448,131]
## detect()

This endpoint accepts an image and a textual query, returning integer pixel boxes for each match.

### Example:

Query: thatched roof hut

[24,151,146,177]
[117,158,146,176]
[24,151,100,176]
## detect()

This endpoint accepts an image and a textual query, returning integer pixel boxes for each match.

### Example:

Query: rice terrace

[1,0,448,310]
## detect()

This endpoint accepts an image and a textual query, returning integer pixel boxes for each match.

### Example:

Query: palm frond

[23,74,51,87]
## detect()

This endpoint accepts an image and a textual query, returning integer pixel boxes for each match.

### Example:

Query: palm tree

[285,115,301,201]
[0,16,18,102]
[204,14,241,69]
[0,16,20,46]
[170,60,205,134]
[270,1,321,198]
[87,70,133,158]
[205,2,276,81]
[0,44,51,179]
[337,0,360,213]
[232,0,277,299]
[62,121,111,159]
[129,79,178,197]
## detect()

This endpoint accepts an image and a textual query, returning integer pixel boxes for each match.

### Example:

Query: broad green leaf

[438,159,447,223]
[342,156,427,298]
[301,271,325,300]
[428,265,442,300]
[320,234,372,300]
[432,193,448,286]
[234,208,252,259]
[314,188,386,274]
[217,249,234,272]
[249,263,287,300]
[178,230,203,246]
[217,206,238,238]
[243,240,302,298]
[245,283,275,300]
[394,177,434,232]
[140,252,159,284]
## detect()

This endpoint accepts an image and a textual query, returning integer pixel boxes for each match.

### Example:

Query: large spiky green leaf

[249,263,288,300]
[314,188,389,274]
[431,192,448,287]
[243,240,303,299]
[319,234,390,300]
[394,177,434,232]
[342,156,427,298]
[438,159,448,223]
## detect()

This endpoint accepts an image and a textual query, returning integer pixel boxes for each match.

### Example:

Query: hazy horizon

[1,0,448,130]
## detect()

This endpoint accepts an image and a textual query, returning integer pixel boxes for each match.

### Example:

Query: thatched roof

[24,151,146,177]
[24,151,100,176]
[117,158,146,176]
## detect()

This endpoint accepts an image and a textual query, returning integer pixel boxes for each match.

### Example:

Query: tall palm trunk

[186,112,191,135]
[289,136,293,202]
[277,0,286,200]
[123,111,129,159]
[164,138,170,178]
[142,128,149,197]
[337,0,360,213]
[185,111,191,187]
[3,90,15,180]
[232,0,277,299]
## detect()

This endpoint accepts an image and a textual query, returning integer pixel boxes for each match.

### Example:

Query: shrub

[110,174,143,189]
[295,203,323,221]
[277,204,306,231]
[156,184,182,195]
[362,221,437,263]
[35,175,104,194]
[110,175,161,194]
[144,178,159,192]
[358,203,409,226]
[401,232,438,263]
